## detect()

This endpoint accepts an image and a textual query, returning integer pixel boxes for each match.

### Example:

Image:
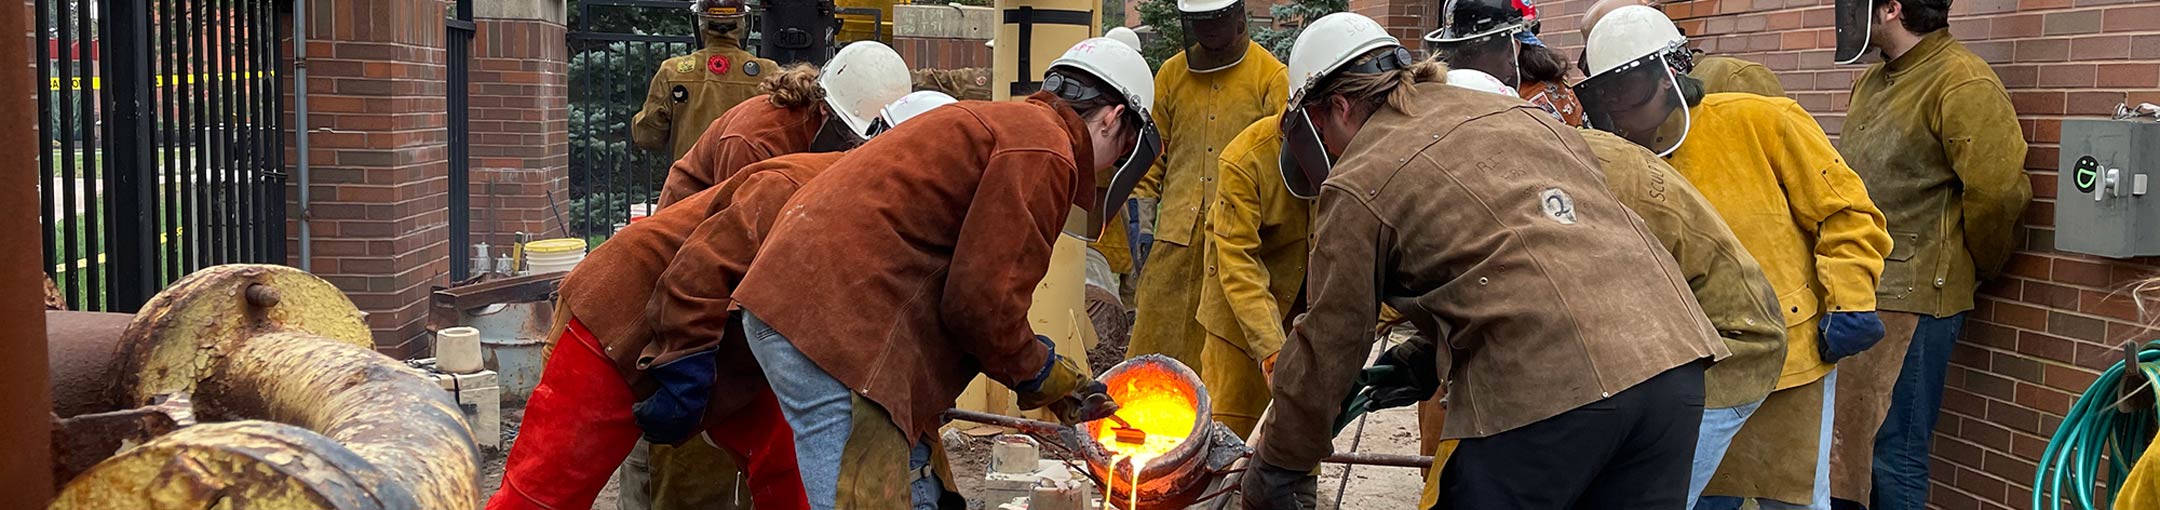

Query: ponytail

[761,63,827,109]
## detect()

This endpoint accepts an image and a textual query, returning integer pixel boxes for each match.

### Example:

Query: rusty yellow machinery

[45,265,478,510]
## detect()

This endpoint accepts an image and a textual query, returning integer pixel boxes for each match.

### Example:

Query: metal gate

[566,0,702,245]
[34,0,288,312]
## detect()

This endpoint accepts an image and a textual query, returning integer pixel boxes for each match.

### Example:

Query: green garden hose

[2035,340,2160,510]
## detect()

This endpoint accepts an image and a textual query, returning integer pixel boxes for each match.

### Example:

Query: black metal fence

[35,0,289,312]
[448,0,477,280]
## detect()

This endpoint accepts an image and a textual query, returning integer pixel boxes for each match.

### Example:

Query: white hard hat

[1105,27,1142,49]
[872,91,958,135]
[1445,68,1518,98]
[819,41,914,139]
[1178,0,1239,14]
[1046,38,1156,117]
[1582,4,1685,77]
[1284,12,1401,106]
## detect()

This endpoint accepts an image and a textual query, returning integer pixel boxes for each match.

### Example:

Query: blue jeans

[1870,313,1968,510]
[1700,368,1837,510]
[742,310,943,510]
[1690,398,1765,509]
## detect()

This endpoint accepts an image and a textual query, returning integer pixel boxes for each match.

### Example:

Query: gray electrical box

[2056,118,2159,258]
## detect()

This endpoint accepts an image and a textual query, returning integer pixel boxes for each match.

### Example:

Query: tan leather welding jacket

[633,27,778,163]
[1582,128,1787,409]
[731,93,1095,442]
[1839,30,2030,317]
[1258,82,1728,471]
[655,95,829,208]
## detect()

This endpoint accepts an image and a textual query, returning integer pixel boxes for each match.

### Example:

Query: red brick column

[289,0,453,356]
[1530,0,2160,508]
[468,15,570,248]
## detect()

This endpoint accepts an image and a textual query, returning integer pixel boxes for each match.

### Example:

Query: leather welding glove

[1818,311,1887,364]
[1366,337,1440,410]
[1240,460,1318,510]
[1126,198,1157,272]
[1014,336,1119,424]
[630,349,717,445]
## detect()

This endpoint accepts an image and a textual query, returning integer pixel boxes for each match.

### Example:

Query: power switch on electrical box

[2057,118,2160,257]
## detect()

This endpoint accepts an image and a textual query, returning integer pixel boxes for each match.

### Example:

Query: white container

[523,238,588,275]
[436,326,485,374]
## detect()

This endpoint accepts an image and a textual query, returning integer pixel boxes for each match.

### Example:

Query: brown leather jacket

[732,93,1095,441]
[655,95,828,208]
[1259,83,1727,471]
[557,151,846,419]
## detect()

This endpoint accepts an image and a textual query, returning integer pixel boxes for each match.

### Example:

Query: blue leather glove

[1818,311,1887,364]
[631,349,717,445]
[1125,199,1154,274]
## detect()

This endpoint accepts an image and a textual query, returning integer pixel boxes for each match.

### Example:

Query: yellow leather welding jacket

[1692,55,1787,98]
[1665,93,1892,389]
[1198,115,1307,362]
[1129,41,1288,368]
[1840,30,2031,317]
[634,28,777,162]
[1134,41,1290,247]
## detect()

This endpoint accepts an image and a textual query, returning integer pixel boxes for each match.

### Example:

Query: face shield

[1277,46,1414,199]
[1576,50,1691,157]
[1042,72,1162,241]
[1833,0,1874,64]
[808,114,869,152]
[1180,1,1249,73]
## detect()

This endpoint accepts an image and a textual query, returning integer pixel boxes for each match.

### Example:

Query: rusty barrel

[1083,354,1216,509]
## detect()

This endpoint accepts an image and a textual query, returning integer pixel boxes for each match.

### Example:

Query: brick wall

[288,0,454,356]
[1525,0,2160,508]
[467,16,570,248]
[1353,0,1436,55]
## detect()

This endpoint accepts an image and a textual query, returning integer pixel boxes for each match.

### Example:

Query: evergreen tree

[1133,0,1184,70]
[1253,0,1346,59]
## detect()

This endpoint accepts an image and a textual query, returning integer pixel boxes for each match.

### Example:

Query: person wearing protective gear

[1128,0,1290,372]
[912,67,993,101]
[1577,0,1785,98]
[656,41,913,208]
[1245,13,1727,510]
[486,93,953,510]
[730,38,1157,510]
[633,0,779,163]
[1193,112,1304,439]
[1425,0,1585,126]
[1447,68,1788,508]
[1834,1,2030,508]
[1579,6,1892,509]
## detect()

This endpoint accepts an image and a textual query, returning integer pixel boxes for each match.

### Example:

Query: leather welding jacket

[1693,55,1787,97]
[912,68,993,101]
[1840,30,2030,317]
[1197,115,1306,362]
[731,93,1095,442]
[557,151,848,417]
[1666,93,1893,389]
[634,28,778,162]
[1137,41,1289,248]
[1583,128,1787,409]
[1259,83,1728,471]
[655,95,829,208]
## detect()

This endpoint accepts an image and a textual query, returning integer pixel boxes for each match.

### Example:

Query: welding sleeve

[1259,185,1389,472]
[1766,102,1891,314]
[633,65,674,152]
[941,149,1069,386]
[659,132,771,208]
[1939,79,2031,281]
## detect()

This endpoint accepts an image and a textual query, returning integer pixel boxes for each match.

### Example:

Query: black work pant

[1436,360,1708,510]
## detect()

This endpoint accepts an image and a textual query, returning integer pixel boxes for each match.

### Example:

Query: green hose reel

[2035,339,2160,510]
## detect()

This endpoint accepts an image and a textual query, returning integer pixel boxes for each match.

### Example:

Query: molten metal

[1085,355,1230,510]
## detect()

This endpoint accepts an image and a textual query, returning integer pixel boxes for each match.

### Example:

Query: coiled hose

[2034,340,2160,510]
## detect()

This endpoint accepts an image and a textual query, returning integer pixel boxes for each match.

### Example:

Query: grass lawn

[47,198,193,310]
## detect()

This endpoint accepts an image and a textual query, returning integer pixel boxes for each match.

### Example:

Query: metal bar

[0,0,57,494]
[267,0,288,265]
[107,0,163,311]
[80,0,105,310]
[159,0,178,282]
[295,0,312,270]
[234,0,255,263]
[223,4,241,266]
[57,0,80,308]
[215,4,234,266]
[249,0,269,263]
[446,0,474,280]
[37,0,57,289]
[941,410,1433,468]
[190,0,208,274]
[564,32,707,43]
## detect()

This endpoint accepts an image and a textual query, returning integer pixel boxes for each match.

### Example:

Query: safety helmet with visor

[1574,5,1694,157]
[1177,0,1250,73]
[865,91,959,138]
[1278,12,1409,199]
[1043,38,1161,242]
[812,41,913,151]
[1832,0,1873,64]
[1427,0,1543,88]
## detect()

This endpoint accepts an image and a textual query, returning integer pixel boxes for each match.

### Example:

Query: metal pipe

[1,0,56,498]
[942,409,1433,469]
[294,0,312,270]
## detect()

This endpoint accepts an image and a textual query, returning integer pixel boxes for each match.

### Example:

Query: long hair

[2136,276,2160,327]
[760,63,826,109]
[1310,51,1451,115]
[1518,43,1572,84]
